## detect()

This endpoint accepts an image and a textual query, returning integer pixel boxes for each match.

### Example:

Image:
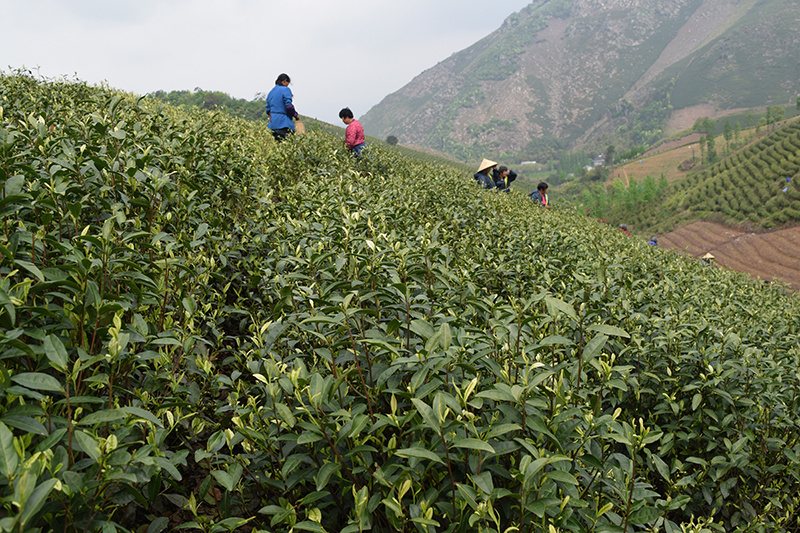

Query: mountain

[360,0,800,164]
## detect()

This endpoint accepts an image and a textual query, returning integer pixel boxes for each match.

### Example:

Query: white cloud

[2,0,531,124]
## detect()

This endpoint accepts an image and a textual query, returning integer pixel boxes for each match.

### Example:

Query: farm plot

[609,140,699,185]
[659,221,800,290]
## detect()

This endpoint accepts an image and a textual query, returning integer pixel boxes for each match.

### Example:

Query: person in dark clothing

[530,182,549,207]
[474,159,497,189]
[492,165,517,193]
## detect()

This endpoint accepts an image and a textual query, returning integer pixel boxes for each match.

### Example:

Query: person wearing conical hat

[701,252,715,266]
[474,159,497,189]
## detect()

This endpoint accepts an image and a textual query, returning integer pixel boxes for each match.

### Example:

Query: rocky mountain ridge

[361,0,800,163]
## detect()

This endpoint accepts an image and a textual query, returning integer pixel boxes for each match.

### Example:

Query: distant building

[520,161,537,165]
[593,155,605,167]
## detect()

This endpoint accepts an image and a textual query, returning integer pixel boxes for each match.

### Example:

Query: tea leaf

[451,437,495,454]
[43,335,69,372]
[395,447,444,465]
[11,372,62,392]
[0,422,19,476]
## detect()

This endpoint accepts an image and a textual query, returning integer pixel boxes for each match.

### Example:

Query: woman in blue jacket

[265,73,299,141]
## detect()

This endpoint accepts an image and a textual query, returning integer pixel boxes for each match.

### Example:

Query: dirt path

[659,221,800,291]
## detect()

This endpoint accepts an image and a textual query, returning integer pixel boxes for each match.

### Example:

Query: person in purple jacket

[265,73,299,141]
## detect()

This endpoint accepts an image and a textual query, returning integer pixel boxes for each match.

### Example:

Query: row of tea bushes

[1,72,800,532]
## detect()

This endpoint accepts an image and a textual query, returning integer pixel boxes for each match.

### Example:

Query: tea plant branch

[314,406,362,490]
[574,311,586,407]
[343,314,375,423]
[441,435,457,517]
[622,452,638,533]
[321,335,346,409]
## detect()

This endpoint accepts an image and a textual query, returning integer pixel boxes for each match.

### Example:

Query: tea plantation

[669,122,800,229]
[574,119,800,235]
[2,72,800,533]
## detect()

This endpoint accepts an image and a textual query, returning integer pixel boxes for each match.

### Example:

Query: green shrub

[784,206,800,220]
[2,71,800,533]
[772,211,788,224]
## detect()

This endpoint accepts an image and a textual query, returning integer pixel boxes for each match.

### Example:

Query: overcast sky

[3,0,532,125]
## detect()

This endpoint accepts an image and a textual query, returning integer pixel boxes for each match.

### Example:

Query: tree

[693,117,714,136]
[605,145,616,171]
[706,134,717,164]
[734,122,741,145]
[610,177,626,206]
[768,105,785,130]
[704,117,715,136]
[756,117,766,134]
[699,136,706,162]
[642,175,657,203]
[724,121,733,153]
[797,95,800,111]
[386,135,399,146]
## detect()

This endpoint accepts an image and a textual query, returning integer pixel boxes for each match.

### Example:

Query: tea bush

[2,72,800,533]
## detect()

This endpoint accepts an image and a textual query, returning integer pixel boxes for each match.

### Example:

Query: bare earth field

[609,138,700,185]
[666,104,750,135]
[659,221,800,291]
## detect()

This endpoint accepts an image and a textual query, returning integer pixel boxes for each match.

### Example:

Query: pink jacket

[345,120,365,150]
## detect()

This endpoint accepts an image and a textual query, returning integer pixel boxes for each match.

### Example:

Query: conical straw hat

[477,158,497,172]
[702,252,715,260]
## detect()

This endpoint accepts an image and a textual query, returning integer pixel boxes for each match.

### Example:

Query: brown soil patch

[659,221,800,291]
[609,139,700,184]
[642,134,701,158]
[666,105,749,135]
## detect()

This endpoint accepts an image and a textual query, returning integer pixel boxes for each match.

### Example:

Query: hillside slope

[656,120,800,229]
[659,221,800,290]
[3,73,800,532]
[567,117,800,291]
[574,119,800,232]
[361,0,800,164]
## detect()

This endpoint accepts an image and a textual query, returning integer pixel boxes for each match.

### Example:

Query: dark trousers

[351,143,366,159]
[271,127,292,142]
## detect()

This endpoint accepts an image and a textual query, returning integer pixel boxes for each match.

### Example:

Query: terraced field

[660,221,800,290]
[609,140,698,185]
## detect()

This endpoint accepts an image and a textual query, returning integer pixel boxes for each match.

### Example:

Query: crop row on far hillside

[2,72,800,533]
[560,116,800,235]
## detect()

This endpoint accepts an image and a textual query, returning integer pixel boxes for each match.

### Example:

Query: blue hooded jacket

[265,85,297,131]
